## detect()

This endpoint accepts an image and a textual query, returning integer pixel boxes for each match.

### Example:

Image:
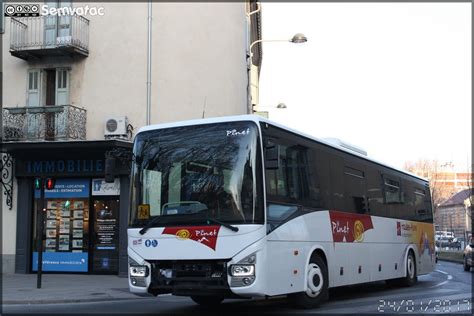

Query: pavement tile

[1,273,152,305]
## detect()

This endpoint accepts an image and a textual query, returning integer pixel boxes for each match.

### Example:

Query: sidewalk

[2,273,152,305]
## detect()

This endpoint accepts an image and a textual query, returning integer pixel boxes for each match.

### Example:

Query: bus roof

[137,115,428,183]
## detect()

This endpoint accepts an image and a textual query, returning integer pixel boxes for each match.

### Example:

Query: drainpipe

[246,2,261,114]
[146,1,152,125]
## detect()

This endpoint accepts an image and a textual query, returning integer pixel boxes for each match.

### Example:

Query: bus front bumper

[146,259,235,297]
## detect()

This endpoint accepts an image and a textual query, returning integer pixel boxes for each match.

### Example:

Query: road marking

[429,272,453,288]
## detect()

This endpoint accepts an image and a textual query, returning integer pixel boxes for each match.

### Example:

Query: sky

[259,3,471,171]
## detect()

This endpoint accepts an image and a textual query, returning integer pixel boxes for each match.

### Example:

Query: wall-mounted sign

[92,179,120,196]
[32,252,88,272]
[26,159,104,174]
[35,179,90,198]
[15,159,104,177]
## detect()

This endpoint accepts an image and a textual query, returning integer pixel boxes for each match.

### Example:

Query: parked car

[437,237,452,248]
[463,237,473,271]
[450,241,462,250]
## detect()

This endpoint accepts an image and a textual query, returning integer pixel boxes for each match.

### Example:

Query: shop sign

[92,178,120,196]
[23,159,104,175]
[32,252,89,272]
[35,179,90,198]
[95,217,117,251]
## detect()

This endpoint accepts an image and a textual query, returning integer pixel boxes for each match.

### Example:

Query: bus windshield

[129,121,263,228]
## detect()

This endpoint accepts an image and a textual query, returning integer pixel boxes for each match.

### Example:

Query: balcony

[10,15,89,60]
[2,105,87,141]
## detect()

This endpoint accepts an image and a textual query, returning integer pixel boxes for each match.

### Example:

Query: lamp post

[257,102,287,110]
[248,33,307,113]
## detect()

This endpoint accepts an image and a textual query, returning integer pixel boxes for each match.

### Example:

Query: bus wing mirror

[265,144,280,170]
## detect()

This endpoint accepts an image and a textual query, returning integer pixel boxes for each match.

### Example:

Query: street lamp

[249,33,308,65]
[253,103,287,119]
[248,33,307,113]
[256,102,287,109]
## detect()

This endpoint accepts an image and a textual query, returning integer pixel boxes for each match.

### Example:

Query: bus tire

[190,296,224,306]
[290,254,329,309]
[400,250,417,286]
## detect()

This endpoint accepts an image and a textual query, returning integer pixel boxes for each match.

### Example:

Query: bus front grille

[148,260,231,296]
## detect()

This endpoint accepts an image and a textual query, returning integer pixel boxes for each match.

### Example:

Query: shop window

[32,179,90,272]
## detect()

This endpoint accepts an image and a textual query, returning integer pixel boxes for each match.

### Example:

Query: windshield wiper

[139,216,163,235]
[206,218,239,232]
[139,213,239,235]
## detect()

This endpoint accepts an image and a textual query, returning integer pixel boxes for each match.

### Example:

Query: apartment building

[1,1,262,274]
[436,189,472,241]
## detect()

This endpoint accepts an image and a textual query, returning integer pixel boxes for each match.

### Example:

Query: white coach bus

[127,115,435,308]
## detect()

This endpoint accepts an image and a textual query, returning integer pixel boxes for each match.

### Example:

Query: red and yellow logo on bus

[353,220,365,242]
[162,226,221,250]
[329,211,374,243]
[175,229,191,240]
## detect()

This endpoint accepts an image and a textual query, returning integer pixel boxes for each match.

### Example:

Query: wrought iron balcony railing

[2,105,87,141]
[10,15,89,60]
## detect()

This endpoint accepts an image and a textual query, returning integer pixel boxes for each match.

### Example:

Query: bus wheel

[401,251,417,286]
[291,254,328,309]
[190,296,224,306]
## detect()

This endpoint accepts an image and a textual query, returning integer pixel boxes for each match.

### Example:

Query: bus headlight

[230,264,255,277]
[129,265,149,277]
[229,253,257,287]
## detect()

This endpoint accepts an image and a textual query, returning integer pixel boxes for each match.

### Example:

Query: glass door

[91,198,119,274]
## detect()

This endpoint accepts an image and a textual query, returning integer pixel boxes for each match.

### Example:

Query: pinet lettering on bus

[127,115,435,308]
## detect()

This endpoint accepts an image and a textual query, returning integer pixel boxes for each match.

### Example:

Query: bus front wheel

[290,254,329,309]
[190,296,224,306]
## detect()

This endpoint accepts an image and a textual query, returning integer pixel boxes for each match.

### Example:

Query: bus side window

[265,144,309,201]
[366,169,383,217]
[329,156,345,211]
[308,147,330,209]
[266,203,299,232]
[414,186,432,222]
[343,165,368,214]
[265,144,288,198]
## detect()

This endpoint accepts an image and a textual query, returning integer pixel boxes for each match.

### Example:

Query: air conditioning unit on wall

[104,116,128,139]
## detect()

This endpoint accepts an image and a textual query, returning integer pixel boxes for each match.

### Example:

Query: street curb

[2,296,153,305]
[439,258,463,264]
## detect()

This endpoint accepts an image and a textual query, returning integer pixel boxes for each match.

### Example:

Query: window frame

[383,174,403,204]
[264,142,310,204]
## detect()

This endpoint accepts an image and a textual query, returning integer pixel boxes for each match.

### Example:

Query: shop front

[3,140,131,275]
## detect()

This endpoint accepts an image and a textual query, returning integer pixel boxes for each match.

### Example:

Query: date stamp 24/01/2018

[378,299,471,313]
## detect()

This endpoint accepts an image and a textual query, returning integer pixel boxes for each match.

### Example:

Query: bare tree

[403,159,457,217]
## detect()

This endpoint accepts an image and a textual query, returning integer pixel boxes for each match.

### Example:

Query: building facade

[436,189,472,241]
[1,1,262,274]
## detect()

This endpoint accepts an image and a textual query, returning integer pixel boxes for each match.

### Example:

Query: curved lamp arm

[249,34,307,65]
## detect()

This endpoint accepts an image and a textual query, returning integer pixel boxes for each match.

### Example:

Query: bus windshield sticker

[226,128,250,137]
[137,204,150,220]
